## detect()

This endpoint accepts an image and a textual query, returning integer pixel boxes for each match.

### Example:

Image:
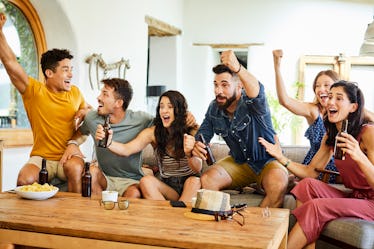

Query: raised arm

[0,13,29,93]
[97,126,155,157]
[273,49,318,125]
[220,50,259,98]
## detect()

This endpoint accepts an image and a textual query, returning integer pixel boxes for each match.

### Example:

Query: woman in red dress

[259,80,374,249]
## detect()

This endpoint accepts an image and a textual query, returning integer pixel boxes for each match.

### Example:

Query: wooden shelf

[193,43,264,49]
[0,129,33,148]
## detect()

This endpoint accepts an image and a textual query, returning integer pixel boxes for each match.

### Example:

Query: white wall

[181,0,374,125]
[28,0,185,156]
[30,0,184,111]
[3,0,374,189]
[1,146,31,191]
[2,0,184,190]
[28,0,374,132]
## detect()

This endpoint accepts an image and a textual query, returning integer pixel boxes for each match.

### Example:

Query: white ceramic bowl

[15,186,59,200]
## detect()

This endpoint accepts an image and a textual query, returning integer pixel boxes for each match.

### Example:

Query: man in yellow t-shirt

[0,13,87,192]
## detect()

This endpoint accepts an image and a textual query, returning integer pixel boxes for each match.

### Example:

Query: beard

[216,91,237,110]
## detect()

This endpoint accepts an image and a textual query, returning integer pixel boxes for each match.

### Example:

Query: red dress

[291,125,374,244]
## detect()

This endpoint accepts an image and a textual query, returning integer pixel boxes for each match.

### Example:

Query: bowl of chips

[15,182,59,200]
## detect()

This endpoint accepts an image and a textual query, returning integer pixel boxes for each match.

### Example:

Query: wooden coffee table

[0,192,289,249]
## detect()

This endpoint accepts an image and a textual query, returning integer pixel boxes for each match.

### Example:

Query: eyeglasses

[100,199,130,210]
[214,203,247,226]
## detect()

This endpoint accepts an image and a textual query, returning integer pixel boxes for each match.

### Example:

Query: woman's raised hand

[258,135,284,161]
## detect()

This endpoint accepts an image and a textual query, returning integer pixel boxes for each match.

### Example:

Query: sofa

[142,143,374,249]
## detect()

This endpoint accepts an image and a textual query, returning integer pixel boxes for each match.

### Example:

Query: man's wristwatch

[67,140,79,146]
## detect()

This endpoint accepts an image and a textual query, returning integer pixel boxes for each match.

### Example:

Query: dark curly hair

[40,49,73,79]
[154,90,192,161]
[213,64,236,76]
[325,80,366,146]
[101,78,133,111]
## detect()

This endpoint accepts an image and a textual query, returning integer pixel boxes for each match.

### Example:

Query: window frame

[296,54,374,144]
[0,0,46,147]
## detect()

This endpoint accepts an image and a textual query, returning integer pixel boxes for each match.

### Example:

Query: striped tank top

[158,154,195,178]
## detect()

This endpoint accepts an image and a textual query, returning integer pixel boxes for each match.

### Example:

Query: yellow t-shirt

[22,77,86,160]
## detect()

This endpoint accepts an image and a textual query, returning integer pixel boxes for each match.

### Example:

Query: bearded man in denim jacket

[187,50,289,208]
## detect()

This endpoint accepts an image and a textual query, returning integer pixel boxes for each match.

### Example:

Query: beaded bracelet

[234,64,241,74]
[283,159,291,168]
[67,140,79,146]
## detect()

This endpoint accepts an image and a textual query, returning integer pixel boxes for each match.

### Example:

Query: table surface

[0,191,289,249]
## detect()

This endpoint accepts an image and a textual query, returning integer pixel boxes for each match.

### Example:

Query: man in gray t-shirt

[80,110,153,180]
[65,78,153,198]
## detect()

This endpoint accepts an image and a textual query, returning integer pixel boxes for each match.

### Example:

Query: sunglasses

[100,199,130,210]
[214,203,247,226]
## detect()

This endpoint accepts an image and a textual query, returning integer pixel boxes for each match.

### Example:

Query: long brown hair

[325,81,366,146]
[154,90,192,161]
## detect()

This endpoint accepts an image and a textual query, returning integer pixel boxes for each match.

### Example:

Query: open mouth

[319,93,328,102]
[216,95,227,103]
[328,108,338,116]
[162,115,170,122]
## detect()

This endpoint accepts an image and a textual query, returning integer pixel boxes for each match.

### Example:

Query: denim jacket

[197,83,276,174]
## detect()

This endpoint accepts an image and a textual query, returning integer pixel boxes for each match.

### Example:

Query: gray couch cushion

[210,144,309,164]
[142,143,310,168]
[142,144,157,166]
[282,145,309,163]
[322,218,374,249]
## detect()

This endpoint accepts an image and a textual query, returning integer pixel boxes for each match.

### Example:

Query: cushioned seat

[321,218,374,249]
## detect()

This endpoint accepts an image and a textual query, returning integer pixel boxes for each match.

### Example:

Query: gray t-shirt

[80,110,154,180]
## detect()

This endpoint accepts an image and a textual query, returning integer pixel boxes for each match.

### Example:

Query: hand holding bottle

[335,131,365,162]
[96,115,112,148]
[198,134,216,166]
[95,124,113,147]
[334,120,348,160]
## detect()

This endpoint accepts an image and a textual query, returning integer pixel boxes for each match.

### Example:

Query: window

[0,0,45,146]
[295,54,374,145]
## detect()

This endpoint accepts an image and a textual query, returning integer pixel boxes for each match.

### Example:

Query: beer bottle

[97,115,111,148]
[38,158,48,185]
[198,134,216,166]
[82,162,92,197]
[334,119,348,160]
